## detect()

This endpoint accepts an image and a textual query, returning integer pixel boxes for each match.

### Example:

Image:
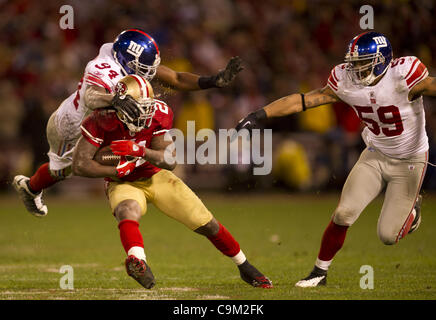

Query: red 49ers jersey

[80,100,173,181]
[327,56,429,158]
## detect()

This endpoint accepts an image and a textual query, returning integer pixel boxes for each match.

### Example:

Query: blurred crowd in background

[1,0,436,194]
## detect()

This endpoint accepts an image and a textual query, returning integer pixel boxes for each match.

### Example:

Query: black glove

[111,93,140,119]
[235,109,267,132]
[198,56,244,89]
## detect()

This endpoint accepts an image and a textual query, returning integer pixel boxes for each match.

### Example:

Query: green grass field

[0,192,435,300]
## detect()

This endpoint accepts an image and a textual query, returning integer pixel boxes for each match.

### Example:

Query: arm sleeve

[327,66,340,92]
[83,64,114,93]
[397,56,429,91]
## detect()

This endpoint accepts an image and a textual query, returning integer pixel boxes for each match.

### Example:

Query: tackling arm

[83,85,114,110]
[264,85,339,118]
[235,85,339,131]
[409,76,436,100]
[72,137,118,178]
[155,56,243,91]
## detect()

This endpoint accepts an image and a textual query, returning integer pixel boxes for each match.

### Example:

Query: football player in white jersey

[236,31,436,287]
[13,29,243,217]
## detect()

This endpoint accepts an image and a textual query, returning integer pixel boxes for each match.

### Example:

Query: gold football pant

[333,147,427,244]
[106,169,214,230]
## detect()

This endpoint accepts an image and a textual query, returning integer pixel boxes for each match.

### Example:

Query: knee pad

[377,230,397,245]
[333,205,358,226]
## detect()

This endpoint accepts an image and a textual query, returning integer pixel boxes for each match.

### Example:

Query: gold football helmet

[114,74,156,132]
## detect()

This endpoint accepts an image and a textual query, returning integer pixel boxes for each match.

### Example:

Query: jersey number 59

[354,105,404,137]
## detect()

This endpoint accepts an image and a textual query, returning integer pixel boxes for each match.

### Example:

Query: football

[93,145,120,166]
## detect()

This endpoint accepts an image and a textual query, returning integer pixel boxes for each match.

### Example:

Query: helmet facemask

[117,97,156,132]
[127,54,161,81]
[345,52,387,86]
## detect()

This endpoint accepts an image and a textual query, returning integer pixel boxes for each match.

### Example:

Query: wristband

[301,93,306,111]
[254,108,267,120]
[198,76,218,89]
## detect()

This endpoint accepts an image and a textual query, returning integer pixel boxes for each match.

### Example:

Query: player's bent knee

[332,206,357,226]
[377,229,397,245]
[194,217,219,237]
[114,200,142,222]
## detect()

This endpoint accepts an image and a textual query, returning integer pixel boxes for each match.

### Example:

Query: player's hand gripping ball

[110,140,146,158]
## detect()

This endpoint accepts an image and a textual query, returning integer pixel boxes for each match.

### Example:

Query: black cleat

[238,260,273,288]
[125,255,155,289]
[409,195,422,234]
[295,266,327,288]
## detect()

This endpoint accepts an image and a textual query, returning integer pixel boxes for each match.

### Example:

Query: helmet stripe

[130,74,146,98]
[351,31,370,52]
[127,29,160,55]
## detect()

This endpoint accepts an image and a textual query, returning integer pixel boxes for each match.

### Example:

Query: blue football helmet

[112,29,161,81]
[344,31,393,86]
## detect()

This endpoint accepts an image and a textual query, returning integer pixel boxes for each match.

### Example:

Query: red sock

[207,222,240,257]
[29,163,58,193]
[118,219,144,253]
[318,220,349,261]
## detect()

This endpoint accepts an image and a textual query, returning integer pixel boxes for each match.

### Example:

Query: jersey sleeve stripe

[327,74,338,91]
[407,68,429,89]
[404,58,419,80]
[85,74,113,93]
[80,125,104,147]
[406,62,428,88]
[153,129,169,136]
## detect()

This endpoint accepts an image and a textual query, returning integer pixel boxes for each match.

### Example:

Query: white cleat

[295,267,327,288]
[12,175,48,217]
[295,275,327,288]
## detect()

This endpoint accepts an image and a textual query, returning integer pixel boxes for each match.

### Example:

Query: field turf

[0,191,435,300]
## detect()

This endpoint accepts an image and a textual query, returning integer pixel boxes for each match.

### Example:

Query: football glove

[198,56,244,89]
[110,140,146,158]
[111,93,140,119]
[235,109,267,132]
[116,156,137,178]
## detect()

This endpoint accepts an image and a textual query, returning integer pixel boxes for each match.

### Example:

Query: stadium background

[1,0,436,194]
[1,0,436,301]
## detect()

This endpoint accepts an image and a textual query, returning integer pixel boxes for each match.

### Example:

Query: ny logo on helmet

[127,41,144,58]
[373,36,387,47]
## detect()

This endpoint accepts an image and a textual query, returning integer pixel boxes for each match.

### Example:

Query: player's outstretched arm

[84,85,114,110]
[235,85,339,131]
[72,137,118,178]
[155,56,243,91]
[409,76,436,100]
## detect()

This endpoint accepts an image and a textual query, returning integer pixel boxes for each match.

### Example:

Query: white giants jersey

[54,43,124,139]
[327,56,429,159]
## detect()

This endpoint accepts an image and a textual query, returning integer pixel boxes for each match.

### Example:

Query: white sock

[231,250,247,266]
[315,257,332,271]
[127,246,146,261]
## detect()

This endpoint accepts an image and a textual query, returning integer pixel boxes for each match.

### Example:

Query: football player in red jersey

[235,32,436,287]
[13,29,242,217]
[72,75,273,289]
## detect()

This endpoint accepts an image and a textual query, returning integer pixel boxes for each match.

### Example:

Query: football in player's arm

[13,28,243,218]
[71,75,272,290]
